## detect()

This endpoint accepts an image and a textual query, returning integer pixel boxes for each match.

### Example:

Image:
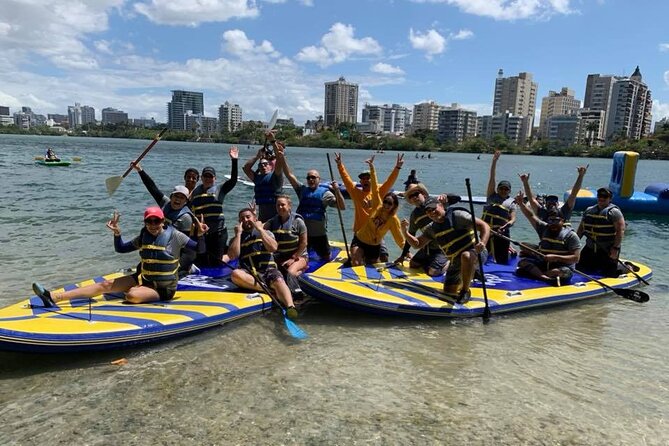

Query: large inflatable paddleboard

[36,159,72,167]
[299,251,652,318]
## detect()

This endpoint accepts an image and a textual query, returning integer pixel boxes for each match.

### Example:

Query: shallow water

[1,135,667,445]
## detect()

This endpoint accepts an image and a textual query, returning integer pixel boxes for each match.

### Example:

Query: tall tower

[324,76,358,128]
[539,87,581,139]
[492,70,538,141]
[605,66,652,142]
[218,101,242,133]
[167,90,204,131]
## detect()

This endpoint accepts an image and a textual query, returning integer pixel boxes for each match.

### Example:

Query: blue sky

[1,0,668,126]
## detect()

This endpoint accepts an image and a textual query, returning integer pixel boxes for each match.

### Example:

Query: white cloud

[653,100,669,121]
[659,43,669,52]
[296,23,382,67]
[134,0,258,26]
[450,29,474,40]
[411,0,574,21]
[222,30,280,58]
[371,63,405,75]
[94,40,113,55]
[409,28,446,59]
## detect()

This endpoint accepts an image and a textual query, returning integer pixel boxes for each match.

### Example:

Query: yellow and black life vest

[139,226,179,283]
[581,204,618,245]
[431,208,476,260]
[482,202,511,230]
[239,230,277,271]
[267,213,302,257]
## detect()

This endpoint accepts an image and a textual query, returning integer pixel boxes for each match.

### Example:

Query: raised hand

[194,214,209,236]
[229,146,239,159]
[106,210,121,235]
[364,155,376,167]
[514,190,525,206]
[518,172,530,183]
[130,161,142,172]
[577,165,588,176]
[334,152,342,165]
[492,150,501,162]
[395,153,405,169]
[265,129,277,142]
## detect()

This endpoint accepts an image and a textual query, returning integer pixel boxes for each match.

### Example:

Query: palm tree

[585,121,599,148]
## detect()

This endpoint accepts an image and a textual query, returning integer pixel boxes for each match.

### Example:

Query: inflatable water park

[568,151,669,215]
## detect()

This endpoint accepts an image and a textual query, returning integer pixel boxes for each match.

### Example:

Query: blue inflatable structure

[568,151,669,215]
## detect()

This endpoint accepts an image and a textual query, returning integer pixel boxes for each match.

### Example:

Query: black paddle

[327,153,351,263]
[583,234,649,285]
[465,178,491,321]
[492,231,650,303]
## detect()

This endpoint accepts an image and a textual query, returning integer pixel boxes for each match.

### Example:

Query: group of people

[32,137,627,314]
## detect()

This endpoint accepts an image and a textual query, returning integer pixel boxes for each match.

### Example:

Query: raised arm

[380,153,404,196]
[487,150,500,197]
[220,146,239,196]
[133,163,168,205]
[514,191,539,231]
[335,152,356,194]
[275,142,300,190]
[367,158,381,209]
[565,165,588,210]
[518,172,540,213]
[243,148,263,181]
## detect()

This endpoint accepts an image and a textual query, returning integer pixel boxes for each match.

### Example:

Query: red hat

[144,206,164,220]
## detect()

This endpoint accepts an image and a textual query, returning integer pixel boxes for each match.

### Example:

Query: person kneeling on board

[513,193,581,286]
[402,196,489,304]
[32,207,207,307]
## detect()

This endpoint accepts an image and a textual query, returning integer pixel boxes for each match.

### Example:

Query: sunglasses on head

[144,218,163,225]
[306,175,319,180]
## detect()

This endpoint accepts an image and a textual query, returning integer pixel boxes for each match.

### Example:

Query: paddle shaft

[120,127,168,179]
[492,231,649,302]
[583,234,649,285]
[326,153,351,261]
[465,178,491,320]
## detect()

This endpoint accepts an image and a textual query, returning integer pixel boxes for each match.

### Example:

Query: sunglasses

[144,218,163,225]
[258,162,269,166]
[383,199,394,206]
[407,191,421,199]
[306,175,319,180]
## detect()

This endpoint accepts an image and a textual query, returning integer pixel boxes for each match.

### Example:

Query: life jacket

[190,185,225,227]
[430,207,476,260]
[411,206,440,252]
[581,203,618,245]
[254,172,279,205]
[482,201,511,230]
[239,230,277,271]
[539,226,573,255]
[267,213,303,257]
[162,203,195,236]
[139,226,179,283]
[297,186,327,221]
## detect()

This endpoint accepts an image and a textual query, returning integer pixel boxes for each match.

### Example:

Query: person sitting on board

[482,150,517,264]
[32,207,207,307]
[518,165,588,226]
[349,158,404,266]
[189,146,239,267]
[45,147,60,161]
[394,183,460,276]
[263,194,309,297]
[228,207,298,320]
[243,133,284,222]
[402,196,490,304]
[334,152,404,262]
[274,142,345,261]
[403,169,419,191]
[513,193,581,286]
[576,187,626,278]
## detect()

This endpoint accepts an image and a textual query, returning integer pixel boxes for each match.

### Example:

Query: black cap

[597,187,612,197]
[423,196,441,210]
[498,180,511,189]
[202,166,216,176]
[545,194,559,203]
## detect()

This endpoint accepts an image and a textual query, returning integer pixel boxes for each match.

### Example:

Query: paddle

[465,178,491,321]
[492,231,649,303]
[262,109,279,155]
[327,153,351,263]
[105,127,168,196]
[583,234,649,285]
[221,261,307,340]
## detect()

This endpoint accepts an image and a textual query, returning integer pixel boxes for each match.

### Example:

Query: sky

[1,0,668,126]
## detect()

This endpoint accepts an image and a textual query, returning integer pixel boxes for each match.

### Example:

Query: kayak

[36,159,71,167]
[298,251,652,318]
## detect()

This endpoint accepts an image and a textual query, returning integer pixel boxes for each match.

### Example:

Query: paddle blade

[282,312,308,340]
[617,288,649,303]
[105,175,123,196]
[268,109,279,130]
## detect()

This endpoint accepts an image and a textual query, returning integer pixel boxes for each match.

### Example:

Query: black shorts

[411,247,448,272]
[260,267,284,286]
[308,235,331,259]
[132,271,177,301]
[351,235,381,263]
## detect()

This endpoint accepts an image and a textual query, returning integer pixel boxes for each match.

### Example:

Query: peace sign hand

[194,214,209,236]
[106,210,121,235]
[395,153,404,169]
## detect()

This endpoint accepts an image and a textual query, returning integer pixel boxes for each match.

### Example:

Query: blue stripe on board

[91,304,206,319]
[166,301,240,311]
[51,312,162,328]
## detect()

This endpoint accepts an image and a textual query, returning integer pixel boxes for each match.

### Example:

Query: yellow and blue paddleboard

[0,270,274,353]
[299,252,652,318]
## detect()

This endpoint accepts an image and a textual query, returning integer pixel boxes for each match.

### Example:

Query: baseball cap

[358,170,371,179]
[202,166,216,177]
[170,185,189,198]
[597,187,612,197]
[423,196,441,210]
[545,194,559,203]
[498,180,512,189]
[144,206,164,221]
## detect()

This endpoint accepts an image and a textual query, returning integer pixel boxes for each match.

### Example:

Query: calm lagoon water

[0,134,667,445]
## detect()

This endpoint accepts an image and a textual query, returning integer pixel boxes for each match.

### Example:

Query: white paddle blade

[268,109,278,130]
[105,176,123,196]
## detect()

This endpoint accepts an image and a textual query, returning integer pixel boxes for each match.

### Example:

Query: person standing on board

[190,146,239,267]
[243,132,284,222]
[402,197,489,304]
[403,169,419,191]
[576,187,625,277]
[228,207,298,319]
[32,207,207,307]
[274,142,345,261]
[518,165,588,225]
[482,150,517,264]
[513,193,581,286]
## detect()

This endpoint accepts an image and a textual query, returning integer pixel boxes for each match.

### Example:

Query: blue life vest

[430,208,476,260]
[254,172,279,205]
[139,226,179,284]
[162,204,195,236]
[297,186,327,221]
[239,230,277,271]
[267,213,303,256]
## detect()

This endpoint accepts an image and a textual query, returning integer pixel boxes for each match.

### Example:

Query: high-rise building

[477,112,525,145]
[68,103,96,128]
[539,88,581,139]
[583,74,617,138]
[0,106,9,116]
[412,101,441,132]
[362,103,411,134]
[101,107,128,125]
[324,76,358,128]
[218,101,242,133]
[437,103,477,143]
[47,114,68,125]
[547,114,580,147]
[492,69,538,142]
[604,66,652,143]
[577,109,606,146]
[167,90,204,131]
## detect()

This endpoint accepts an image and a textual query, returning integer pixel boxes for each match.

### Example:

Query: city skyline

[1,1,668,125]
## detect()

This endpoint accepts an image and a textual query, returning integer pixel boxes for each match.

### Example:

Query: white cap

[170,185,189,198]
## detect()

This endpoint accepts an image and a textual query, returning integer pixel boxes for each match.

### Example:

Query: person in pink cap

[31,206,208,307]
